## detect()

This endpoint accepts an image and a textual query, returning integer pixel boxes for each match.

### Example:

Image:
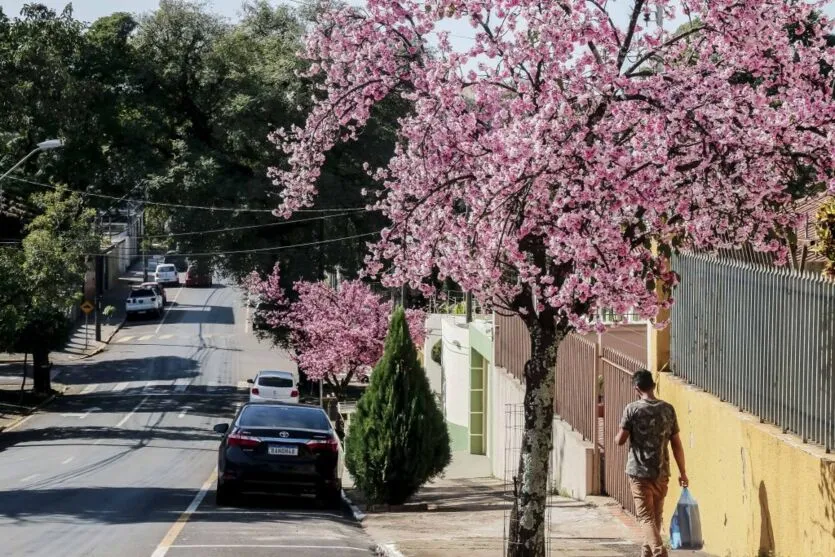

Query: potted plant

[597,375,604,418]
[102,305,116,325]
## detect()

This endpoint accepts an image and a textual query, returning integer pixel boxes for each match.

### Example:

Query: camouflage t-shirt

[619,398,679,479]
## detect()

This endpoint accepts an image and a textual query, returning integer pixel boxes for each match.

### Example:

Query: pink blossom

[270,0,835,334]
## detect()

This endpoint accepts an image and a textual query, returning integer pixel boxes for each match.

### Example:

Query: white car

[154,263,179,286]
[248,370,299,403]
[125,286,163,319]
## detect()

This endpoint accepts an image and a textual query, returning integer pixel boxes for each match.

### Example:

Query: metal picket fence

[671,253,835,451]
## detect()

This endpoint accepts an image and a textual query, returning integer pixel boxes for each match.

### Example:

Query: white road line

[138,335,154,341]
[159,334,174,340]
[166,546,369,552]
[174,378,191,393]
[203,333,213,339]
[155,286,184,334]
[81,384,98,395]
[150,468,217,557]
[245,304,251,334]
[62,457,74,465]
[19,474,39,483]
[116,336,134,343]
[116,396,148,428]
[113,382,129,392]
[178,406,193,419]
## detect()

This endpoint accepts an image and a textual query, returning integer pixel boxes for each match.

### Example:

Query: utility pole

[465,291,473,323]
[142,183,148,282]
[95,252,103,342]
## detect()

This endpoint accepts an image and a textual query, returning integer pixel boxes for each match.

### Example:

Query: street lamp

[0,139,65,182]
[0,139,65,204]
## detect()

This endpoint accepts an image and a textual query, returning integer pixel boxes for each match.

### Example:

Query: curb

[65,317,126,361]
[375,543,406,557]
[342,488,366,522]
[0,391,58,434]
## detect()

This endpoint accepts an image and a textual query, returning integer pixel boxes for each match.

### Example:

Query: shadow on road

[54,356,201,385]
[0,486,356,525]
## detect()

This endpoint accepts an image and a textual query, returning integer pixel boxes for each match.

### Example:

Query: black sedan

[213,402,343,507]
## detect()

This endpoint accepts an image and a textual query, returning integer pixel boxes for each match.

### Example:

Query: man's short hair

[633,369,655,391]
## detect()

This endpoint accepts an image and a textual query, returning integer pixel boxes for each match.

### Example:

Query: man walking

[615,369,688,557]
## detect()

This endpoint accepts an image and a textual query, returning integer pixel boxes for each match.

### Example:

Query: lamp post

[0,139,65,205]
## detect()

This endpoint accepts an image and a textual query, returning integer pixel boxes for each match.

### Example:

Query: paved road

[0,281,374,557]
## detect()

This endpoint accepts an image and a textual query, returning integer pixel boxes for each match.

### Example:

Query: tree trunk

[32,349,52,394]
[507,317,565,557]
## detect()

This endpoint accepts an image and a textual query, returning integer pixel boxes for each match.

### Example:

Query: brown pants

[629,475,670,557]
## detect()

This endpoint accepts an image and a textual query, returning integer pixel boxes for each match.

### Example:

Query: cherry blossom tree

[246,264,426,399]
[269,1,835,554]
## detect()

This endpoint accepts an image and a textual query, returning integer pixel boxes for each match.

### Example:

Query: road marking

[113,382,129,392]
[138,335,154,341]
[80,384,98,395]
[178,406,193,419]
[116,336,134,343]
[174,378,191,392]
[155,286,184,334]
[60,407,100,419]
[166,546,369,552]
[19,474,39,483]
[245,303,251,334]
[203,333,213,339]
[62,457,74,465]
[159,334,174,340]
[150,468,217,557]
[116,396,148,428]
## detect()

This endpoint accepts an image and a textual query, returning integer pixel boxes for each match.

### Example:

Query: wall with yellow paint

[656,372,835,557]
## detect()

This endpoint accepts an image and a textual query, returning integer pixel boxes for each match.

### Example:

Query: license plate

[268,445,298,456]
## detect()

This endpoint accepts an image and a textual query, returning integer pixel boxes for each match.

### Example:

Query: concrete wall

[442,316,470,451]
[488,363,595,499]
[657,372,835,557]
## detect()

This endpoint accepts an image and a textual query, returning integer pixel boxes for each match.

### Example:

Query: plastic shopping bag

[670,488,703,550]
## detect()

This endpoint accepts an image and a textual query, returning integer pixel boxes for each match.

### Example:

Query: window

[238,405,330,430]
[258,376,294,388]
[130,289,154,298]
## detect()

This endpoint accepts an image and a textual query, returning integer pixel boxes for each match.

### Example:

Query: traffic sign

[80,300,95,314]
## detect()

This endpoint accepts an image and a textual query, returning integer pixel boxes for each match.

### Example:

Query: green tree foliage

[0,188,98,392]
[345,307,450,505]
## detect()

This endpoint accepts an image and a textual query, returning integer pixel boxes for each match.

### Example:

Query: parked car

[140,281,167,305]
[146,256,163,273]
[248,371,299,404]
[185,263,212,287]
[213,402,342,506]
[125,286,163,319]
[154,263,179,286]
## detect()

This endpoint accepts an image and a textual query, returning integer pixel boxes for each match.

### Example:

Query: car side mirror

[246,378,254,384]
[213,423,229,434]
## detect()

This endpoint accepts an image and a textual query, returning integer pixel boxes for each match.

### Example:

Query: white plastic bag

[670,488,703,550]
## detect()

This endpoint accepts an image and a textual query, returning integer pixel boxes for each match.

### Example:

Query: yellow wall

[657,372,835,557]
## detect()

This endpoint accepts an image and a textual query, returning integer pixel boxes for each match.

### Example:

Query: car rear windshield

[157,265,176,272]
[238,405,330,430]
[130,289,154,298]
[257,375,294,388]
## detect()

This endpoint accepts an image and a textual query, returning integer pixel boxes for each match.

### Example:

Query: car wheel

[216,482,236,506]
[317,486,342,510]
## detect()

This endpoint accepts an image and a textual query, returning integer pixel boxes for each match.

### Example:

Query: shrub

[345,307,451,504]
[430,339,442,365]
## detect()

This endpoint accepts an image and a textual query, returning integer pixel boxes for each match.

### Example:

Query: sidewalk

[349,474,715,557]
[0,261,144,365]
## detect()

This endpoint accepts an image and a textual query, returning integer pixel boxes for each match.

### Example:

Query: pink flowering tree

[270,1,835,554]
[246,264,426,399]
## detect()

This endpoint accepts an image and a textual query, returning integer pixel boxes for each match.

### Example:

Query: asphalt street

[0,280,375,557]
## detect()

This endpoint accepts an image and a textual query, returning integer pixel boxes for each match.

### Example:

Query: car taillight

[251,387,259,395]
[290,390,299,398]
[227,431,261,449]
[306,437,339,453]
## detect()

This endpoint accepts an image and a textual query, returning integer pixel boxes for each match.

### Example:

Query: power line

[82,231,380,259]
[109,211,366,240]
[4,175,371,213]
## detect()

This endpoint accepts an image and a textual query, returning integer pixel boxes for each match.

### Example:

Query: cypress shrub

[345,307,451,504]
